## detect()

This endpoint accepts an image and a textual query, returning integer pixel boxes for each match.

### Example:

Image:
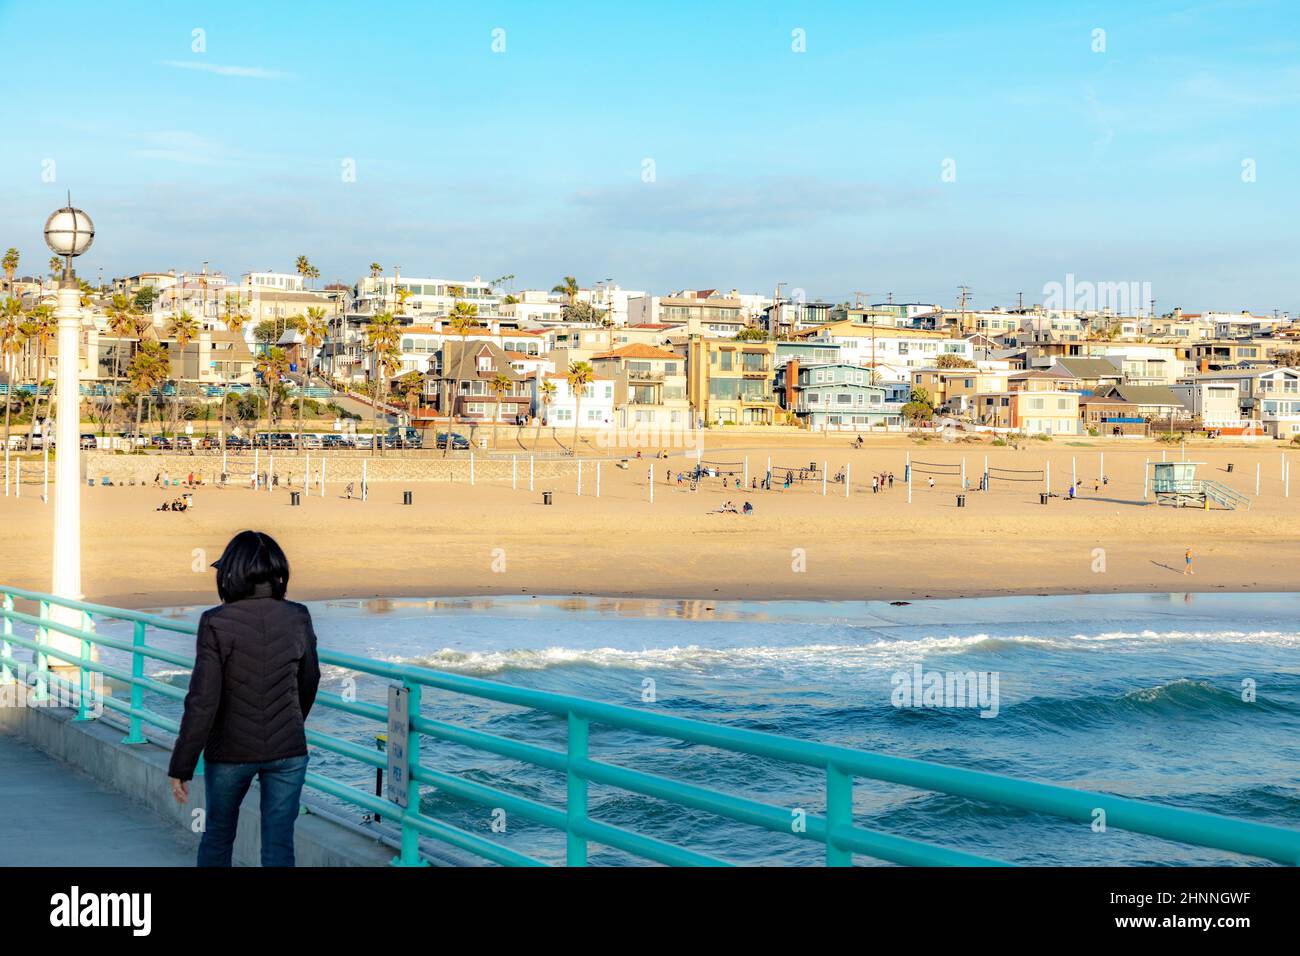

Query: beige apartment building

[686,338,780,425]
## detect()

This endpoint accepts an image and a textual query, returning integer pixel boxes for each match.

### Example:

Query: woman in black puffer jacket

[168,530,321,867]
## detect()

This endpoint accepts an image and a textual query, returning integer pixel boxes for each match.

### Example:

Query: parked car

[321,434,348,449]
[174,435,193,450]
[80,434,98,450]
[353,435,374,450]
[6,435,28,451]
[436,432,470,450]
[150,436,173,450]
[300,434,323,450]
[386,426,423,449]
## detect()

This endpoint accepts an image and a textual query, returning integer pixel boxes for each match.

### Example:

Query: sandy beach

[3,433,1299,609]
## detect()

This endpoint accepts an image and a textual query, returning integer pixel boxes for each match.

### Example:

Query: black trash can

[1039,492,1049,505]
[956,494,966,508]
[1227,463,1234,473]
[403,490,413,505]
[290,491,301,506]
[543,491,553,505]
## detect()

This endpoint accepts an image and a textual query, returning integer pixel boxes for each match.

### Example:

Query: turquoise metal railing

[2,584,1298,867]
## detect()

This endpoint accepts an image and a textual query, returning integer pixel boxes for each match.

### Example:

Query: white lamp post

[44,201,94,667]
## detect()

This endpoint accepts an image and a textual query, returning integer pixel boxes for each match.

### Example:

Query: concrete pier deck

[0,724,196,866]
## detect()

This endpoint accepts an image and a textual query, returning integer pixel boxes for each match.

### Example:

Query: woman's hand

[170,777,189,804]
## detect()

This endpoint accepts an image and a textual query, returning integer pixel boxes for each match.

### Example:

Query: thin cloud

[130,130,227,166]
[160,60,286,80]
[569,176,935,235]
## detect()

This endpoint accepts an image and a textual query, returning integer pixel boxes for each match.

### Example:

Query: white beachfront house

[528,371,617,429]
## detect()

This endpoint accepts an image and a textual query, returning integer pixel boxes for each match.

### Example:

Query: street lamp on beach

[44,198,94,665]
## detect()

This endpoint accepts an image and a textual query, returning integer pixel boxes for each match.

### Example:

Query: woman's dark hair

[213,530,290,603]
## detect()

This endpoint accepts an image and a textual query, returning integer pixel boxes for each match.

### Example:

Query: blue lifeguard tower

[1150,460,1250,510]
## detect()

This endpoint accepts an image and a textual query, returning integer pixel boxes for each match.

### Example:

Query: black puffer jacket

[168,588,321,781]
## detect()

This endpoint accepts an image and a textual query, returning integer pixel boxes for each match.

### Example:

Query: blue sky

[1,0,1296,311]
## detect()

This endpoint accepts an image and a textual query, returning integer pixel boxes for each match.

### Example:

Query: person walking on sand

[1184,547,1194,575]
[928,476,935,491]
[168,531,320,867]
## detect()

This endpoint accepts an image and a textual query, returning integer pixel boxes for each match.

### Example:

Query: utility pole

[1017,291,1024,311]
[958,285,971,334]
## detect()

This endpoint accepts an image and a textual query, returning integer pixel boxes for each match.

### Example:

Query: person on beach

[1184,548,1194,575]
[928,476,935,490]
[168,531,320,867]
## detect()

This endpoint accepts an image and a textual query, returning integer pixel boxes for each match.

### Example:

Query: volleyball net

[986,465,1045,484]
[770,463,824,485]
[907,459,962,480]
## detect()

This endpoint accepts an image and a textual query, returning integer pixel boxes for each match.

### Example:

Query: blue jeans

[197,754,308,867]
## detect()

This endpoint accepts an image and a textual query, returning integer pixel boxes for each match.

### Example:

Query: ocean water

[124,592,1300,866]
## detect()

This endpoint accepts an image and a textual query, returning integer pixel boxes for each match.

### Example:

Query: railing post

[33,599,49,702]
[566,712,589,866]
[825,763,853,867]
[122,619,148,744]
[395,681,429,867]
[1,593,12,685]
[73,610,94,721]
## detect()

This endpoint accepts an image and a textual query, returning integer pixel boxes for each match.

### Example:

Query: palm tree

[363,313,401,454]
[22,303,55,449]
[398,370,424,422]
[168,309,199,348]
[295,255,313,290]
[2,248,18,293]
[565,360,594,452]
[442,307,479,457]
[164,310,199,431]
[488,373,512,447]
[127,341,170,446]
[48,255,61,280]
[104,294,138,428]
[254,346,291,443]
[552,276,579,305]
[223,294,248,339]
[295,306,329,447]
[369,263,383,279]
[0,297,25,456]
[535,379,557,449]
[395,287,413,315]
